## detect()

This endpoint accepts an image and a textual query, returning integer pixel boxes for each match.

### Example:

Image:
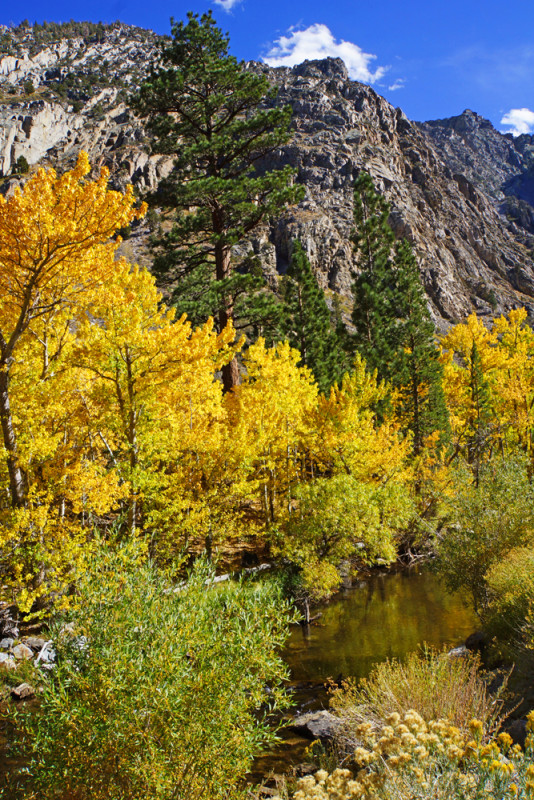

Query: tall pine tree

[391,240,449,455]
[350,172,449,452]
[281,241,349,393]
[350,170,397,377]
[134,12,303,391]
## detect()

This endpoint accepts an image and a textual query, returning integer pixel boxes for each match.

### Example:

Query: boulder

[35,641,56,665]
[11,682,35,700]
[465,631,488,652]
[295,762,319,777]
[291,710,341,742]
[13,643,33,660]
[507,719,528,749]
[0,637,14,649]
[24,637,48,651]
[448,645,469,658]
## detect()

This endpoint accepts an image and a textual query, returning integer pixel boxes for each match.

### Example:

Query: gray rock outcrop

[420,109,534,241]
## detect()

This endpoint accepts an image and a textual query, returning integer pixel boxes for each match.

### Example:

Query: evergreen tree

[350,170,397,377]
[351,172,449,451]
[280,241,349,393]
[161,248,284,345]
[133,12,303,391]
[391,240,449,455]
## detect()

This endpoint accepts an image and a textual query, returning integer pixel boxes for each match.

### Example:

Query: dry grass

[329,647,508,753]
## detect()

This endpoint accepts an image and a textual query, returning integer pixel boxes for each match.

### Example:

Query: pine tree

[391,240,449,455]
[134,12,303,392]
[350,172,448,451]
[281,241,349,393]
[161,249,284,345]
[350,170,397,377]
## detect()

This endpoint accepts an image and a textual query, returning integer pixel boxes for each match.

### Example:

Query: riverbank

[251,565,478,785]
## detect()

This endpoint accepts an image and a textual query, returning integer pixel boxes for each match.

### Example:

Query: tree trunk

[214,231,240,393]
[125,347,139,536]
[411,340,421,457]
[0,364,26,507]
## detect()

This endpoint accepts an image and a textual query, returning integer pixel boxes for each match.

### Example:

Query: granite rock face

[248,59,534,325]
[420,109,534,241]
[0,25,533,327]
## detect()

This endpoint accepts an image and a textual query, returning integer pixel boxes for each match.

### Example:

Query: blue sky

[2,0,534,134]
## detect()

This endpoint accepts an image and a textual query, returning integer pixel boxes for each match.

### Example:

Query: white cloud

[501,107,534,136]
[263,23,387,83]
[388,78,405,91]
[214,0,243,11]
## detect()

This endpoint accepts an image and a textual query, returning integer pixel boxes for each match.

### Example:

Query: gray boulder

[24,636,48,651]
[291,710,341,742]
[13,643,33,660]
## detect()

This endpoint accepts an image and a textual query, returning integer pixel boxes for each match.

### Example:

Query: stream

[253,564,478,780]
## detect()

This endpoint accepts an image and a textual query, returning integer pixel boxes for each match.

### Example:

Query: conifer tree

[350,170,397,377]
[350,172,448,451]
[281,241,349,393]
[134,11,303,391]
[392,240,449,454]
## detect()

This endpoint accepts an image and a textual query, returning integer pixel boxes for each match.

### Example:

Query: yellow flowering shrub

[287,711,534,800]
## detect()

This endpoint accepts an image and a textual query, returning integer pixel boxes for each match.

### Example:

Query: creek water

[284,565,477,683]
[253,564,478,779]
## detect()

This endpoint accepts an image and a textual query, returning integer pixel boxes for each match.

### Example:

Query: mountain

[1,22,534,328]
[419,109,534,238]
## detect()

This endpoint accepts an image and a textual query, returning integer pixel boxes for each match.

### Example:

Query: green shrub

[434,458,534,615]
[329,647,506,752]
[3,541,292,799]
[12,155,29,175]
[485,546,534,649]
[23,80,35,95]
[275,475,411,603]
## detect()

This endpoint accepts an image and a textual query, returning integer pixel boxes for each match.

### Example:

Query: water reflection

[284,566,477,684]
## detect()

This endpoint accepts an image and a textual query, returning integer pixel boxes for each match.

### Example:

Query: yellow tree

[0,152,145,508]
[227,339,318,526]
[73,260,238,552]
[491,308,534,457]
[288,355,413,596]
[314,354,410,482]
[441,313,506,472]
[0,154,145,610]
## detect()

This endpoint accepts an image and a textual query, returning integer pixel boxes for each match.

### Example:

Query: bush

[329,647,506,752]
[276,475,411,603]
[434,458,534,615]
[12,155,29,175]
[485,546,534,650]
[23,80,35,95]
[288,711,534,800]
[3,541,292,799]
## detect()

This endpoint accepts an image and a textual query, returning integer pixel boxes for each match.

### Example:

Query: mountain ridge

[0,22,533,328]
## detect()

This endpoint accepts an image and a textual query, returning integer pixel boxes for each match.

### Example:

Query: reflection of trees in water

[284,569,477,684]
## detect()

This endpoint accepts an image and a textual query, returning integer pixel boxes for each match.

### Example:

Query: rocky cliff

[420,110,534,240]
[1,23,534,328]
